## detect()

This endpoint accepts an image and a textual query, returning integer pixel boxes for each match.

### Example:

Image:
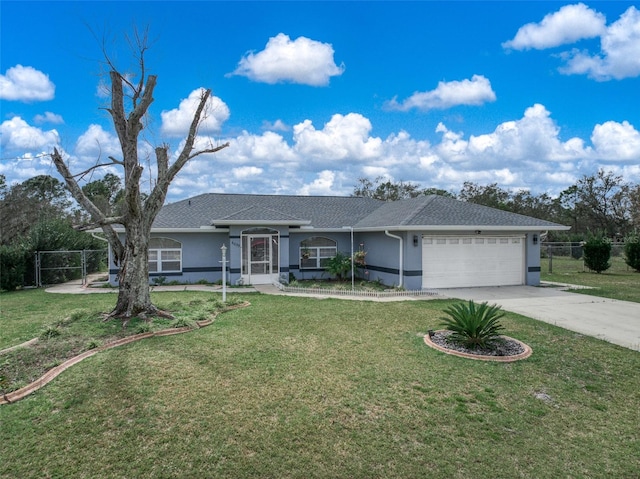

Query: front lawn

[541,255,640,303]
[1,291,639,478]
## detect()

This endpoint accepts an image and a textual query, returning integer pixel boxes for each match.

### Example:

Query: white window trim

[149,238,182,273]
[300,237,337,270]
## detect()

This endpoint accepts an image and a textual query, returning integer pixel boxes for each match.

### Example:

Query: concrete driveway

[439,285,640,351]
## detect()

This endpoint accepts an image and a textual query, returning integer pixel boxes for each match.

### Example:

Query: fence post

[81,250,87,285]
[547,244,553,274]
[35,252,40,288]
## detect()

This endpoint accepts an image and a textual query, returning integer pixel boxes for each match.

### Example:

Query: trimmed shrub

[624,235,640,272]
[583,235,611,273]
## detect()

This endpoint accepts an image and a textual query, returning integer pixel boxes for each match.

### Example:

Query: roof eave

[352,224,571,232]
[212,220,311,226]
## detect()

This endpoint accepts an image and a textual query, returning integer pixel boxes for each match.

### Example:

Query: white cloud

[297,170,337,195]
[232,166,264,179]
[230,33,345,86]
[215,130,298,166]
[0,116,60,151]
[432,103,592,186]
[75,124,122,157]
[293,113,382,161]
[0,65,55,102]
[591,120,640,160]
[161,89,230,137]
[386,75,496,112]
[261,119,289,132]
[503,3,606,50]
[559,6,640,80]
[34,112,64,125]
[5,106,640,203]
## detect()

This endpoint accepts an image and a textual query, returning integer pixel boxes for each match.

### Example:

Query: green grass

[1,290,639,478]
[541,255,640,303]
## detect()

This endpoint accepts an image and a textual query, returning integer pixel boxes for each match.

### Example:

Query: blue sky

[2,1,639,202]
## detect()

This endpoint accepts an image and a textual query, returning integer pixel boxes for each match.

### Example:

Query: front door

[242,233,279,284]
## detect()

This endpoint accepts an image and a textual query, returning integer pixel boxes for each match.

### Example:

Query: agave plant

[439,300,505,349]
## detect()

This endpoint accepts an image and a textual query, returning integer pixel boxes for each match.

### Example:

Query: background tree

[0,175,106,290]
[352,177,453,201]
[81,173,124,216]
[573,170,630,237]
[628,184,640,232]
[458,182,510,210]
[0,175,71,246]
[51,31,229,320]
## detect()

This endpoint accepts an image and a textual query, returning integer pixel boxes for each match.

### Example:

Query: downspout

[91,232,109,243]
[385,230,403,288]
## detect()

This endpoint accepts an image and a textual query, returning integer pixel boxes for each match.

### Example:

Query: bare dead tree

[51,41,229,321]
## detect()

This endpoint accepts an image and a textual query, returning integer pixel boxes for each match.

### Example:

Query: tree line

[0,173,125,290]
[353,170,640,241]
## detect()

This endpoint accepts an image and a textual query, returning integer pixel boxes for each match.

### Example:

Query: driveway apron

[439,286,640,351]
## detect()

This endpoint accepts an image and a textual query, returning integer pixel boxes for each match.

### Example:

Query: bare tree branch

[187,142,230,161]
[74,216,126,231]
[70,161,125,180]
[51,148,125,263]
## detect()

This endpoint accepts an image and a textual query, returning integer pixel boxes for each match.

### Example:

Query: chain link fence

[540,242,628,274]
[25,249,108,287]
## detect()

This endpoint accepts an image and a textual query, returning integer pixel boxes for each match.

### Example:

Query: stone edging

[423,330,532,362]
[0,302,250,405]
[0,338,39,355]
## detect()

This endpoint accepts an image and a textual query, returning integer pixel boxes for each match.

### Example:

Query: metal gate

[34,249,107,287]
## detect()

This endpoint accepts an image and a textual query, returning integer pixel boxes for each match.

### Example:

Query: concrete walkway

[438,285,640,351]
[46,278,640,351]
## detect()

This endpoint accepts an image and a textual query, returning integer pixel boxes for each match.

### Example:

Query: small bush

[171,318,195,329]
[86,339,102,350]
[439,301,505,349]
[39,325,62,341]
[583,235,612,273]
[325,252,352,281]
[135,324,152,334]
[623,235,640,272]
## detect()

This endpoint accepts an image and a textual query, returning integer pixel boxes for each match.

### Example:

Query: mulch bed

[424,330,532,362]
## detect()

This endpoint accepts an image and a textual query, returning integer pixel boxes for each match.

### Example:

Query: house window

[149,237,182,273]
[300,237,337,269]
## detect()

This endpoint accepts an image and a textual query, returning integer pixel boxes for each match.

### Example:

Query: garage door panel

[422,236,524,289]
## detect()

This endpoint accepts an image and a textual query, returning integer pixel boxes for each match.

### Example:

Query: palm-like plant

[439,301,505,349]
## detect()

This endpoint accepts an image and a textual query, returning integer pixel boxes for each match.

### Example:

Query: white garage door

[422,236,524,289]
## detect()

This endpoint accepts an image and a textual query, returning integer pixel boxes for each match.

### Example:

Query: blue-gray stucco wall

[108,228,544,289]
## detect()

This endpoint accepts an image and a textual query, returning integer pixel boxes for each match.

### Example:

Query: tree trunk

[111,230,155,319]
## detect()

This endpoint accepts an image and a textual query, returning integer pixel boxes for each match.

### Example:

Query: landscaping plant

[439,300,505,349]
[583,234,612,273]
[325,252,352,281]
[623,234,640,272]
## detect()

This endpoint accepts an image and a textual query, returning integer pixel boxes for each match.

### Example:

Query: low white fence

[275,282,440,299]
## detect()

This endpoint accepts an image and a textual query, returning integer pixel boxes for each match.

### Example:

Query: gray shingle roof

[354,195,566,229]
[152,193,384,229]
[152,193,567,230]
